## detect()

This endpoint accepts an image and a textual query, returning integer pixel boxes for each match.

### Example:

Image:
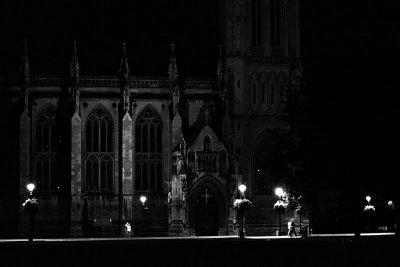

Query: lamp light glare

[275,187,284,197]
[140,195,147,205]
[27,183,35,192]
[366,195,371,203]
[238,184,247,193]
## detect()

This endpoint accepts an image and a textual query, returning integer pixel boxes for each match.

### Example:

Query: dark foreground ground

[0,235,398,267]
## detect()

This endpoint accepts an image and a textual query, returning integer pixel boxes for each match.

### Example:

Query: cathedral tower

[221,0,301,234]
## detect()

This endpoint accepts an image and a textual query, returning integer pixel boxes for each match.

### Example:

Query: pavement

[0,233,398,267]
[0,232,395,244]
[0,232,395,242]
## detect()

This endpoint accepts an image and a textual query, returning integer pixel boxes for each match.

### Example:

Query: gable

[187,125,227,152]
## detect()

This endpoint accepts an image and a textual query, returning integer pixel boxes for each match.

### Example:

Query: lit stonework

[0,0,301,237]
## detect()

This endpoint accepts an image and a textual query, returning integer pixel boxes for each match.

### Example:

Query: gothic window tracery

[85,106,114,192]
[269,72,278,113]
[35,105,57,192]
[260,72,268,111]
[203,136,211,151]
[251,73,259,109]
[135,106,163,192]
[278,72,287,112]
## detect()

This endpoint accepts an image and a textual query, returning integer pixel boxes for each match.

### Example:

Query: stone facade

[0,0,303,237]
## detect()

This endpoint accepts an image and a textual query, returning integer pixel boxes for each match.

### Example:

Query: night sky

[1,1,399,195]
[0,0,220,76]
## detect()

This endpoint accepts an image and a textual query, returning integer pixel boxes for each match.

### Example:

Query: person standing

[125,222,132,237]
[288,218,297,237]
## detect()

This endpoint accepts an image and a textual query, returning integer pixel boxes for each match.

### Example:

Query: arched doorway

[194,187,219,236]
[251,129,286,195]
[188,176,228,236]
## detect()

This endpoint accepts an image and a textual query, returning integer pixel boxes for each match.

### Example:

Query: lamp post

[238,184,247,238]
[140,195,147,237]
[27,183,35,198]
[27,183,35,242]
[365,195,372,231]
[366,195,371,205]
[387,200,395,232]
[275,187,284,236]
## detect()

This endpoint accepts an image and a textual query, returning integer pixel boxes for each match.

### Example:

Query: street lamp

[140,195,147,236]
[238,184,246,199]
[238,184,247,238]
[27,183,35,198]
[275,187,284,199]
[275,187,284,236]
[364,195,374,232]
[27,183,35,242]
[387,200,395,232]
[366,195,371,204]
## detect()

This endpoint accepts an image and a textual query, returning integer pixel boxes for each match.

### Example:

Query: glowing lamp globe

[27,183,35,193]
[275,187,284,198]
[238,184,247,194]
[140,195,147,205]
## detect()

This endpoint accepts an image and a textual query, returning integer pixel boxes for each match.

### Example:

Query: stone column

[171,112,182,149]
[19,108,30,236]
[168,153,188,236]
[19,109,30,193]
[70,110,82,236]
[229,174,242,236]
[121,110,133,233]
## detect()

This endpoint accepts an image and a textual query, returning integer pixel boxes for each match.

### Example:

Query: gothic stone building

[0,0,301,237]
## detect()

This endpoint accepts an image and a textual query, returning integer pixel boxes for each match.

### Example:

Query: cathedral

[0,0,301,237]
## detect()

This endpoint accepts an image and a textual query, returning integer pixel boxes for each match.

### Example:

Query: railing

[1,75,217,89]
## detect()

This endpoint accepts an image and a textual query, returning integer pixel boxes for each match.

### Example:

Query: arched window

[278,72,287,112]
[262,84,266,104]
[203,136,211,151]
[135,106,163,192]
[35,105,57,191]
[250,73,259,110]
[253,84,257,104]
[269,72,277,113]
[260,72,268,111]
[85,107,114,192]
[271,85,275,104]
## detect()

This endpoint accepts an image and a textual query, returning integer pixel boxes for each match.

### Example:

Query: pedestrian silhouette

[125,222,132,237]
[288,218,297,237]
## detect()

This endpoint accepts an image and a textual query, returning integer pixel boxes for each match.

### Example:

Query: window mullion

[140,161,144,191]
[155,123,157,154]
[105,119,108,152]
[147,123,150,154]
[98,118,101,153]
[148,158,151,191]
[154,160,157,191]
[140,124,143,153]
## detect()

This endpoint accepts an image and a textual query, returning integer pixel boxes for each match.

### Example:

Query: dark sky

[0,0,220,76]
[1,1,399,193]
[299,1,400,195]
